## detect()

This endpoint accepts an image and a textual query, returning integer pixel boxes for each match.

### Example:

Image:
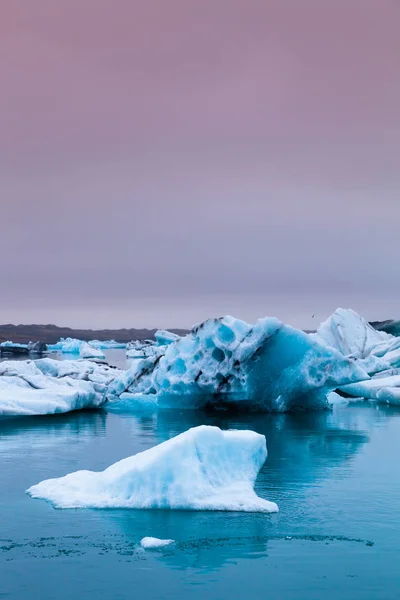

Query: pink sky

[1,1,400,328]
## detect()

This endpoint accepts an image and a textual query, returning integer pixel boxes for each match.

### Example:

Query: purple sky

[1,1,400,329]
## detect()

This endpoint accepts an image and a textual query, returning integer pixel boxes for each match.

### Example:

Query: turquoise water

[1,399,400,599]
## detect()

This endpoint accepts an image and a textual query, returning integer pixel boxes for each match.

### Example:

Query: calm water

[1,352,400,598]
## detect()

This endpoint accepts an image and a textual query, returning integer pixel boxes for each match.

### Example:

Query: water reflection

[107,405,375,572]
[0,410,106,451]
[2,401,399,576]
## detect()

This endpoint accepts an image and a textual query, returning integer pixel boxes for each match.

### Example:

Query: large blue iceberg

[27,425,278,512]
[107,316,367,412]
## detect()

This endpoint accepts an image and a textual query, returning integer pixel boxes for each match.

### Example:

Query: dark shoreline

[1,319,398,345]
[0,324,189,345]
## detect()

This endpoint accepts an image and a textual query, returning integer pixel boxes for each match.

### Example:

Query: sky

[1,0,400,329]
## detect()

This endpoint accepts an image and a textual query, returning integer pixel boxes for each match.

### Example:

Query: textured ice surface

[339,372,400,405]
[126,340,158,359]
[315,309,400,405]
[0,359,120,416]
[316,309,400,369]
[140,537,174,549]
[108,316,367,412]
[154,330,180,346]
[48,338,105,359]
[27,425,278,512]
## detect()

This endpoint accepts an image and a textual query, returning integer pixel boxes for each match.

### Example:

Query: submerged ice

[107,316,367,412]
[27,425,278,512]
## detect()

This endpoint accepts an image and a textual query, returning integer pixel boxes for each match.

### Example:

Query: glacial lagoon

[1,385,400,599]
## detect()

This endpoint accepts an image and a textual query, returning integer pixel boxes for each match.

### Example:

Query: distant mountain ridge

[0,324,189,344]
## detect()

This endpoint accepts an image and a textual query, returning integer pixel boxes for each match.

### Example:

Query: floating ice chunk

[140,537,174,549]
[0,341,28,349]
[316,308,388,358]
[34,358,122,387]
[108,316,367,412]
[48,338,82,353]
[47,338,105,360]
[126,340,159,359]
[0,359,118,416]
[154,330,180,346]
[27,425,278,512]
[339,374,400,405]
[0,376,103,416]
[316,308,400,369]
[88,340,126,350]
[79,342,106,360]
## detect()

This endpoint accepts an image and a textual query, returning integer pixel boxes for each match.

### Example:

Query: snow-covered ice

[0,359,121,416]
[140,537,174,549]
[107,316,367,412]
[27,425,278,512]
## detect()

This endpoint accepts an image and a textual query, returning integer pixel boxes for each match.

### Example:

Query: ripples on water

[1,351,400,598]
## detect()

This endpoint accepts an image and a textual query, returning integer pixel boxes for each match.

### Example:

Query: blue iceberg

[107,316,367,412]
[48,338,105,360]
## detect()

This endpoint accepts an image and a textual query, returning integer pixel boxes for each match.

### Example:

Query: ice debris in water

[48,338,105,360]
[27,425,278,512]
[0,359,121,416]
[107,315,367,412]
[140,537,174,549]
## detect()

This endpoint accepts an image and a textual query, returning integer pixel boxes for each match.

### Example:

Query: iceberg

[107,316,367,412]
[79,342,106,360]
[1,341,28,349]
[0,359,120,416]
[27,425,278,512]
[314,308,400,406]
[48,338,105,360]
[315,308,400,369]
[339,371,400,405]
[88,340,126,350]
[126,339,158,359]
[140,537,174,549]
[154,330,180,346]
